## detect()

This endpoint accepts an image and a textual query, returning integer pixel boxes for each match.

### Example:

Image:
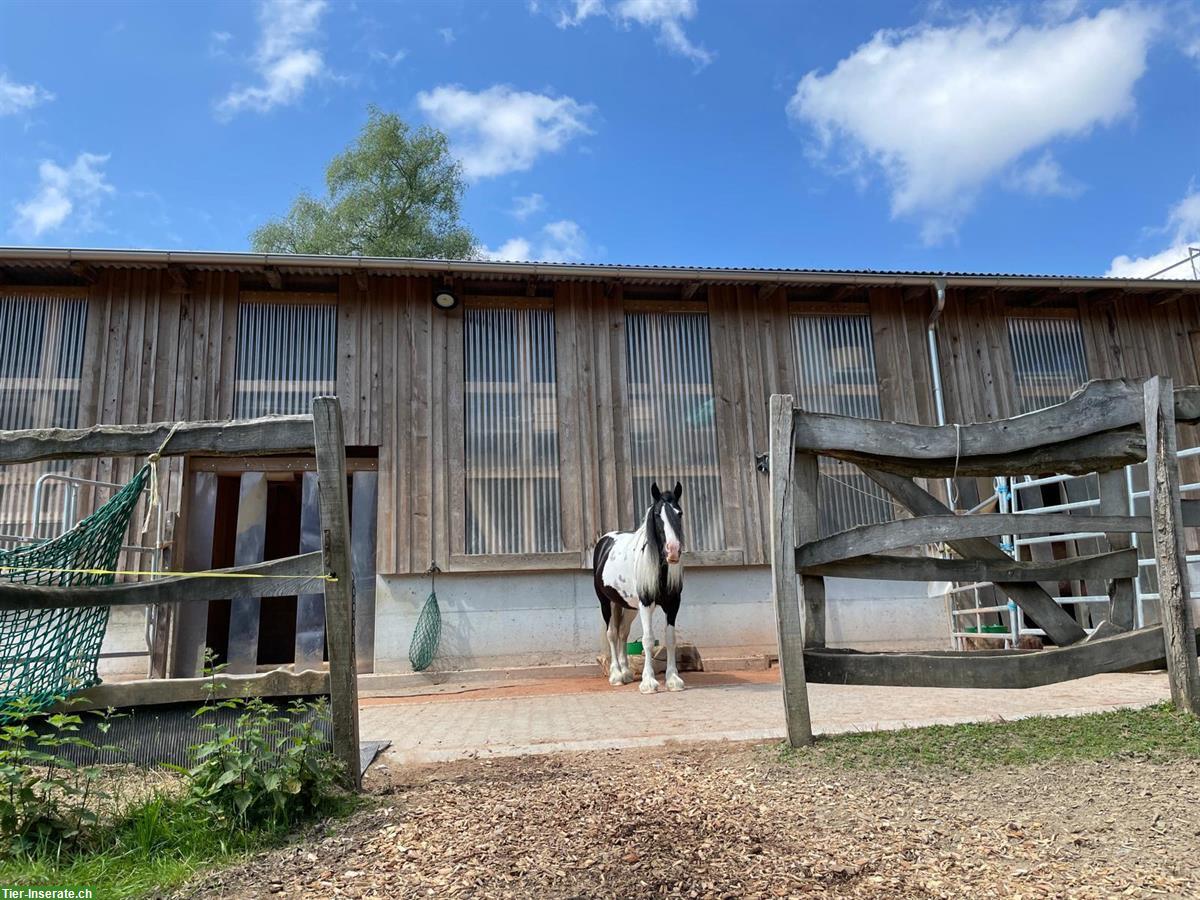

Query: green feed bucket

[626,640,660,656]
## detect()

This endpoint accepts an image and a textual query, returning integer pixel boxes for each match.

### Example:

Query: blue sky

[1,0,1198,277]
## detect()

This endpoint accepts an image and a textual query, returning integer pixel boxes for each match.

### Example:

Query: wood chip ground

[177,743,1200,898]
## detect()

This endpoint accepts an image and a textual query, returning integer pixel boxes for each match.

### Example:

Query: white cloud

[13,152,114,237]
[557,0,604,27]
[1106,189,1200,279]
[0,74,54,115]
[416,85,593,179]
[480,237,534,261]
[551,0,711,67]
[481,219,591,262]
[1008,151,1083,198]
[217,0,327,117]
[439,27,456,45]
[788,5,1159,243]
[369,48,407,67]
[510,193,547,220]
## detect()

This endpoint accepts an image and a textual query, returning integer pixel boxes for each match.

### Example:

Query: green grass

[778,703,1200,771]
[0,793,359,900]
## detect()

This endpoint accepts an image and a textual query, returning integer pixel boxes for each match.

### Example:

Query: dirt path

[183,742,1200,899]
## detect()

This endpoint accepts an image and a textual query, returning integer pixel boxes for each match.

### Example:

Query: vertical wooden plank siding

[30,268,1200,590]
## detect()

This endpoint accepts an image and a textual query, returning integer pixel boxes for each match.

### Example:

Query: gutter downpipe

[926,276,952,507]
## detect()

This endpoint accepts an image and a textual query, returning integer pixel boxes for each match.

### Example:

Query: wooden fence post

[1144,376,1200,715]
[768,394,814,747]
[313,396,363,788]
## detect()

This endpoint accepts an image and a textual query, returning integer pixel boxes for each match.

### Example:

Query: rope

[141,421,186,535]
[950,422,963,509]
[0,566,336,582]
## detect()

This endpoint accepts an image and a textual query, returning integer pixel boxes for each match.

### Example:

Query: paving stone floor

[359,668,1171,765]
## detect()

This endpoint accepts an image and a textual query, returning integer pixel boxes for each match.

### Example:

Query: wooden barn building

[0,246,1198,678]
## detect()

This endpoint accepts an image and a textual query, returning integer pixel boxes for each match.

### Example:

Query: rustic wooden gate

[0,397,363,787]
[769,376,1200,746]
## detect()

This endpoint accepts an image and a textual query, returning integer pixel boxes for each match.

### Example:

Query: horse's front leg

[664,621,685,691]
[638,603,659,694]
[617,606,635,683]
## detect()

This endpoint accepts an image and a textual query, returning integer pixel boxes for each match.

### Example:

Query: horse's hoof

[620,669,635,684]
[609,670,625,686]
[666,674,685,692]
[639,679,659,694]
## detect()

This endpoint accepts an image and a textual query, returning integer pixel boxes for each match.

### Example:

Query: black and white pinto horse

[592,482,685,693]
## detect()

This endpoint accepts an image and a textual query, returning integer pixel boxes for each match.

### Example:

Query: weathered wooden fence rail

[0,399,362,788]
[769,377,1200,746]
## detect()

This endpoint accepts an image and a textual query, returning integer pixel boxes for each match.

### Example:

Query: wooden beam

[767,394,813,747]
[0,552,324,611]
[312,396,362,790]
[68,261,97,284]
[1152,290,1187,307]
[796,513,1148,570]
[605,279,621,299]
[803,549,1137,583]
[294,471,326,672]
[804,625,1197,690]
[355,270,369,292]
[860,468,1089,646]
[794,378,1146,463]
[795,451,825,648]
[681,281,702,300]
[820,429,1145,479]
[226,472,267,675]
[264,266,283,290]
[166,265,191,294]
[1144,376,1200,714]
[1099,468,1137,631]
[170,471,217,677]
[526,276,538,297]
[758,283,781,301]
[56,668,331,714]
[0,415,315,464]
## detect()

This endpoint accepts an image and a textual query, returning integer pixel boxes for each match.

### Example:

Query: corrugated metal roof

[0,245,1197,291]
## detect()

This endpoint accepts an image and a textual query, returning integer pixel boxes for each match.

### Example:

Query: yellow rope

[0,566,336,582]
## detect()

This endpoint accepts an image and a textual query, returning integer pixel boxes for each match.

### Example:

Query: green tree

[251,107,477,259]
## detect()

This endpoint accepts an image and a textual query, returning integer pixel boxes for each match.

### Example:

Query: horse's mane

[633,502,682,600]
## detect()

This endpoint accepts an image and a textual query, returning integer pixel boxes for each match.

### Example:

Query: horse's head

[649,481,684,565]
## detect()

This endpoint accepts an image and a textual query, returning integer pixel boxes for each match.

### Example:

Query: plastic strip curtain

[0,294,87,545]
[464,307,563,555]
[233,302,337,418]
[624,311,724,551]
[1006,317,1089,414]
[790,314,894,537]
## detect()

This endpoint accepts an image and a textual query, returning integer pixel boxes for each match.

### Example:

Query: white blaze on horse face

[661,506,681,564]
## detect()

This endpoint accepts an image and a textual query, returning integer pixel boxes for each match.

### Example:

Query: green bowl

[626,640,660,655]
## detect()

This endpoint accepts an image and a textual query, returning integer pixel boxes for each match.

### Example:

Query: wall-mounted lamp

[433,287,459,311]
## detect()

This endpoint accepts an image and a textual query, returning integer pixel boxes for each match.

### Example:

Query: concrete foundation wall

[374,566,951,674]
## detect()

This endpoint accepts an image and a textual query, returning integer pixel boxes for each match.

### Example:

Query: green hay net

[0,465,150,710]
[408,591,441,673]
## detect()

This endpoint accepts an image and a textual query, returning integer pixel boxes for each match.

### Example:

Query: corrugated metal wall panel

[790,314,895,537]
[463,306,563,555]
[233,302,337,418]
[624,311,724,551]
[0,294,88,544]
